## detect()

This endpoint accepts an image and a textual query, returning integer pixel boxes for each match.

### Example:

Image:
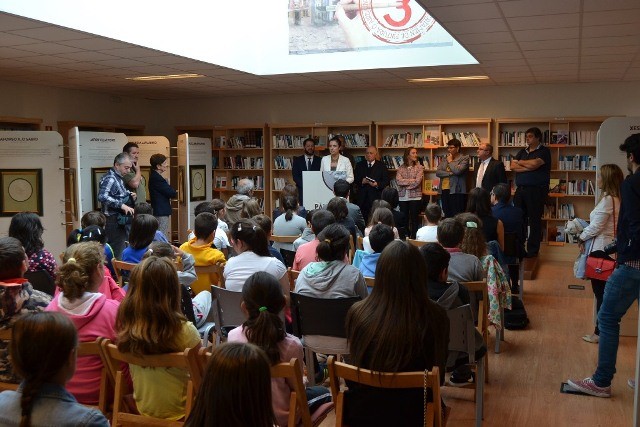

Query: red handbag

[585,198,617,282]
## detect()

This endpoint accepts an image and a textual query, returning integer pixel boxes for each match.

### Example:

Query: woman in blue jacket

[149,153,177,238]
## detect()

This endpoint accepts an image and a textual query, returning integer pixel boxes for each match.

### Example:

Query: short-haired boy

[180,213,226,294]
[416,203,442,242]
[358,223,395,278]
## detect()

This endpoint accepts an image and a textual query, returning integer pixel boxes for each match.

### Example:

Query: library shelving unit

[59,121,146,237]
[375,119,492,203]
[269,122,373,211]
[495,117,605,245]
[0,116,42,131]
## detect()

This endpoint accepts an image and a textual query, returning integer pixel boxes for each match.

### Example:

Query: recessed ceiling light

[125,74,205,81]
[407,75,489,83]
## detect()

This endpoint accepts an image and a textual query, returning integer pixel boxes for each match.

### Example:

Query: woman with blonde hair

[578,163,624,344]
[395,147,424,239]
[46,242,119,406]
[116,256,200,420]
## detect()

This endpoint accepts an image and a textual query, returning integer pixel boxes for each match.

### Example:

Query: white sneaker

[582,334,599,343]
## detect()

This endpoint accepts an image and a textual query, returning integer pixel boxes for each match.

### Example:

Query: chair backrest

[100,339,200,426]
[271,234,300,244]
[349,236,356,263]
[327,356,442,427]
[462,280,488,335]
[445,304,476,364]
[288,268,301,292]
[194,264,225,288]
[210,286,245,333]
[356,236,364,250]
[271,358,320,427]
[111,260,138,287]
[0,327,17,392]
[289,292,360,338]
[407,238,428,248]
[78,338,110,415]
[503,231,522,259]
[23,270,56,296]
[280,248,296,268]
[364,276,375,288]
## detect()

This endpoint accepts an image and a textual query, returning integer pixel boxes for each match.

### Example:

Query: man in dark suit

[292,137,321,204]
[354,145,389,222]
[491,183,525,293]
[475,142,507,192]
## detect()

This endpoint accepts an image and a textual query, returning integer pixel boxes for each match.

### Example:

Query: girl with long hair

[228,272,331,426]
[345,241,449,425]
[47,242,119,405]
[0,312,108,426]
[396,147,424,239]
[121,214,158,263]
[578,163,624,343]
[466,187,505,250]
[185,342,275,427]
[224,219,289,293]
[116,256,201,420]
[8,212,57,279]
[363,206,399,253]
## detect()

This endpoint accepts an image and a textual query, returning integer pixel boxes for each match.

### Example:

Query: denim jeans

[592,265,640,387]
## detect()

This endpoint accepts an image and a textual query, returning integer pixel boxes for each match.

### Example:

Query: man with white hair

[235,178,254,200]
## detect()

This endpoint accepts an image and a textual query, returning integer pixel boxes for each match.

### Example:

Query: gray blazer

[436,154,470,194]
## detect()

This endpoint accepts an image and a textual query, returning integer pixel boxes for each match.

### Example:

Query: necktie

[476,162,486,188]
[368,162,372,169]
[307,158,312,170]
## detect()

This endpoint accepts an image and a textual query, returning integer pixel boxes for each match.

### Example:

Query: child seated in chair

[420,242,487,387]
[416,203,442,242]
[293,209,316,251]
[180,212,226,295]
[357,223,395,279]
[252,214,285,264]
[67,210,116,277]
[0,237,52,385]
[437,218,484,283]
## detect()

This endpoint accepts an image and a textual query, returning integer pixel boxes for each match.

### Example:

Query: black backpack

[504,296,529,330]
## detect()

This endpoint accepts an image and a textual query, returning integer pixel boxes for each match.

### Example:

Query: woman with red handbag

[577,164,624,343]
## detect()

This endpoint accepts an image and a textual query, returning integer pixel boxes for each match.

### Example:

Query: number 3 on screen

[384,0,411,27]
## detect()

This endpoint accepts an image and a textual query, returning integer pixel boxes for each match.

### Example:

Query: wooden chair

[24,270,56,296]
[0,328,18,392]
[461,280,489,384]
[445,304,485,427]
[111,260,137,287]
[327,356,444,427]
[78,338,110,416]
[356,236,364,250]
[271,235,300,245]
[364,276,375,288]
[100,339,201,427]
[210,286,245,345]
[349,236,356,263]
[407,238,428,248]
[280,248,296,268]
[288,268,301,292]
[271,358,335,427]
[194,263,225,288]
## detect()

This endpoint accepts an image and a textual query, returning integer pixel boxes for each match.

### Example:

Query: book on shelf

[551,130,569,144]
[272,134,312,149]
[212,156,219,169]
[431,177,440,191]
[559,180,567,194]
[423,179,433,193]
[569,130,597,146]
[329,133,369,148]
[273,156,293,170]
[543,203,556,219]
[215,176,227,189]
[383,132,422,147]
[549,178,561,193]
[273,177,288,191]
[423,130,440,147]
[441,131,482,147]
[498,129,550,146]
[232,175,264,191]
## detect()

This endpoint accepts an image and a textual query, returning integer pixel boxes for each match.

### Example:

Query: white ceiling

[1,0,639,100]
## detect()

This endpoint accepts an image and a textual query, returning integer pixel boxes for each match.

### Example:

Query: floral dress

[28,249,58,279]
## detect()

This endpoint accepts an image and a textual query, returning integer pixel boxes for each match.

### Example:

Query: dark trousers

[440,190,467,218]
[399,199,422,239]
[105,215,127,259]
[513,186,547,256]
[591,278,606,335]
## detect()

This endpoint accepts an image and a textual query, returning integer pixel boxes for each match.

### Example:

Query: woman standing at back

[578,164,624,344]
[344,241,449,426]
[395,147,424,239]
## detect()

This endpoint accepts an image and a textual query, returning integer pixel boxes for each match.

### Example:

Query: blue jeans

[592,265,640,387]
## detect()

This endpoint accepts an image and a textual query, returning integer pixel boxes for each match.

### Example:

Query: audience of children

[180,212,226,295]
[344,241,449,426]
[381,187,408,240]
[67,211,116,277]
[466,187,505,251]
[121,214,159,264]
[362,206,399,253]
[47,241,119,405]
[273,184,307,222]
[0,312,109,426]
[224,219,289,294]
[228,272,331,426]
[294,224,368,299]
[293,209,316,251]
[8,212,58,279]
[185,342,276,427]
[416,203,442,242]
[0,237,52,384]
[189,201,230,257]
[133,202,169,243]
[252,214,286,264]
[116,256,201,420]
[211,198,229,232]
[437,218,484,283]
[272,195,306,251]
[358,223,395,278]
[292,210,340,271]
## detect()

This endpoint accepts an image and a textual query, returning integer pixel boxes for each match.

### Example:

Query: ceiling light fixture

[407,75,489,83]
[126,74,205,81]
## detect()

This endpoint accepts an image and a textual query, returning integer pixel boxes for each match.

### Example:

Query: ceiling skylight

[0,0,477,75]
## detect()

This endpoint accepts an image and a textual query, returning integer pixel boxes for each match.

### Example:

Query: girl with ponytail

[272,194,306,251]
[228,272,330,427]
[0,312,108,426]
[47,241,119,405]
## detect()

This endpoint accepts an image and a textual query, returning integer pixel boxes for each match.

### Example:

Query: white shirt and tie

[476,158,490,188]
[306,156,313,170]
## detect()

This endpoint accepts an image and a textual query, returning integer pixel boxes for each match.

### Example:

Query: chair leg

[495,326,501,354]
[305,347,316,386]
[476,357,485,427]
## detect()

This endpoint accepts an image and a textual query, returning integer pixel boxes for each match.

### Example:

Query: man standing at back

[354,145,389,222]
[292,137,321,204]
[122,142,146,205]
[569,133,640,398]
[510,127,550,258]
[475,142,507,192]
[99,153,135,258]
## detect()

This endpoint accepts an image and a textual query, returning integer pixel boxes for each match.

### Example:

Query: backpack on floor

[504,296,529,330]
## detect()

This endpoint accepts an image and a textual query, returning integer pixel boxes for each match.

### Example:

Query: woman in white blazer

[320,136,354,183]
[578,164,624,344]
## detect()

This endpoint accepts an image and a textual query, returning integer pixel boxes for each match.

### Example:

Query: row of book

[551,130,597,146]
[557,155,596,171]
[499,130,551,146]
[543,203,575,220]
[273,156,293,170]
[215,132,263,148]
[383,131,483,148]
[549,178,595,196]
[231,176,264,191]
[272,134,312,148]
[273,177,290,191]
[221,156,264,170]
[328,133,369,148]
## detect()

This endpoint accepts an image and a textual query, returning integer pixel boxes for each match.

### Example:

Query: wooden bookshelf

[269,122,373,212]
[375,118,492,204]
[495,117,606,244]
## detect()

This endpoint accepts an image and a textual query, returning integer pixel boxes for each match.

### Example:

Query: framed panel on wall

[190,165,207,201]
[0,169,43,216]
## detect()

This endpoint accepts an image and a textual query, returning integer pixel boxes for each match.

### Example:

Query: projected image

[289,0,440,55]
